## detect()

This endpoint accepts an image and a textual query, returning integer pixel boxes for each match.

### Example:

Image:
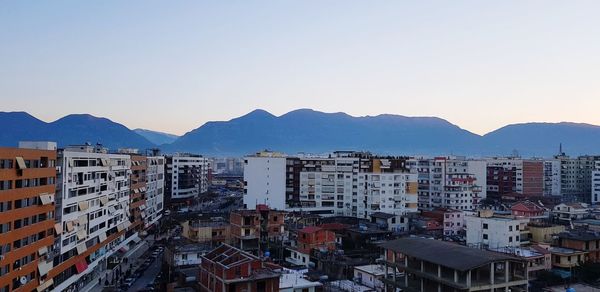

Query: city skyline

[2,1,600,135]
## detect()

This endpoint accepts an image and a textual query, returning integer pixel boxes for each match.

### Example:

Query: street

[127,255,162,292]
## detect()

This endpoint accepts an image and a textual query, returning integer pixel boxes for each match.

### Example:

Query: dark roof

[379,237,518,271]
[371,212,395,219]
[558,231,600,241]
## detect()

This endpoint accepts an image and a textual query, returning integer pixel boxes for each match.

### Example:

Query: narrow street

[127,256,162,292]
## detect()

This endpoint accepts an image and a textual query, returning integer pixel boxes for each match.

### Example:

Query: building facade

[244,151,418,219]
[165,154,210,208]
[50,145,135,292]
[0,142,57,292]
[465,211,530,249]
[144,156,165,228]
[411,157,487,211]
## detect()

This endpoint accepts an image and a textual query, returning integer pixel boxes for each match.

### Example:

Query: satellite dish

[20,276,27,285]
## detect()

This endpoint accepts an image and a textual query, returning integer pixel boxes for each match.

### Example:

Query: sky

[1,1,600,136]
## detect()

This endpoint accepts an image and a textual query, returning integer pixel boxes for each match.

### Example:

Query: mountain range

[1,109,599,157]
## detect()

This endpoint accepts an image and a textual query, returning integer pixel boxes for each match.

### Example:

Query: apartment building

[0,142,57,292]
[411,157,486,211]
[50,144,135,292]
[165,154,210,208]
[557,154,600,202]
[230,206,286,253]
[465,210,530,249]
[486,157,544,200]
[543,159,562,197]
[244,151,417,219]
[380,237,528,292]
[128,154,147,234]
[144,155,165,228]
[592,161,600,204]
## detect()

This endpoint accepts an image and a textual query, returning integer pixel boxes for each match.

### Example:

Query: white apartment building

[412,157,486,211]
[52,145,136,291]
[165,154,210,203]
[145,156,165,228]
[544,159,562,197]
[243,152,287,210]
[465,211,530,249]
[244,151,418,219]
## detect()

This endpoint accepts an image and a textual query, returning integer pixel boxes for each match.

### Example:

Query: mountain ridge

[2,109,599,157]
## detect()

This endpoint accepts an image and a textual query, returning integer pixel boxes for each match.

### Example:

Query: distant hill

[0,112,155,150]
[134,128,179,145]
[482,122,600,157]
[165,109,483,156]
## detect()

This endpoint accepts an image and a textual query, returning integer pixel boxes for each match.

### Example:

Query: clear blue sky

[2,1,599,136]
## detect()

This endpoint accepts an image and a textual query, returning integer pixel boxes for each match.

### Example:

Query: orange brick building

[0,142,57,292]
[198,244,280,292]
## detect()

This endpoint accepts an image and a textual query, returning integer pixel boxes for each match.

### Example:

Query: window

[483,234,488,240]
[509,226,513,232]
[483,223,488,229]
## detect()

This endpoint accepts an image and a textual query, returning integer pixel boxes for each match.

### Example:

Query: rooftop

[380,237,519,271]
[279,270,322,289]
[370,212,395,219]
[558,230,600,241]
[354,264,394,276]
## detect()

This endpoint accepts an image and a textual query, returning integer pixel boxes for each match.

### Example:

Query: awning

[54,223,63,235]
[139,204,146,210]
[76,243,86,255]
[108,206,116,214]
[123,220,132,230]
[15,157,27,169]
[66,221,74,232]
[139,187,146,192]
[76,229,87,240]
[75,261,88,274]
[38,246,48,256]
[132,236,142,243]
[39,194,54,205]
[133,188,139,194]
[78,201,89,211]
[36,278,53,292]
[100,196,109,206]
[99,232,107,242]
[77,215,88,225]
[117,223,125,232]
[38,261,52,276]
[118,245,129,253]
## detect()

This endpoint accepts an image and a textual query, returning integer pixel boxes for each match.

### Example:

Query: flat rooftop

[380,237,519,272]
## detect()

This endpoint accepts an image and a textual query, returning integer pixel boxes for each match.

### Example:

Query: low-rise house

[279,269,322,292]
[181,219,231,245]
[557,230,600,263]
[165,241,213,268]
[198,244,280,292]
[380,237,528,292]
[422,208,465,236]
[553,203,590,222]
[528,223,565,244]
[573,219,600,232]
[369,212,409,233]
[511,201,546,218]
[353,264,394,290]
[230,205,286,253]
[465,210,530,248]
[548,247,587,269]
[287,226,336,267]
[488,247,551,279]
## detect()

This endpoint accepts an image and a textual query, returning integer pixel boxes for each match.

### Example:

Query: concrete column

[454,269,458,282]
[420,278,424,292]
[405,256,409,287]
[467,270,471,287]
[420,260,424,272]
[490,262,495,285]
[438,264,441,278]
[505,260,509,283]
